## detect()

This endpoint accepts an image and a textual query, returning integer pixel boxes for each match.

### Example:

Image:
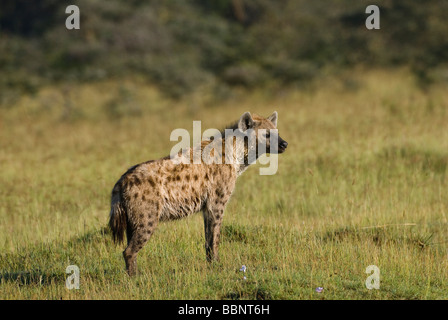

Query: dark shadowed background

[1,0,447,104]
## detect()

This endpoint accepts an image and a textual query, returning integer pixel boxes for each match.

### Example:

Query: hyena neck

[197,135,256,175]
[197,122,262,175]
[223,135,260,176]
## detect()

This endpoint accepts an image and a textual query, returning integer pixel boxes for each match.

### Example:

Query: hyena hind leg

[123,218,158,276]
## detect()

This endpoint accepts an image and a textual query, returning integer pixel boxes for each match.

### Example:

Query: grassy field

[1,69,447,299]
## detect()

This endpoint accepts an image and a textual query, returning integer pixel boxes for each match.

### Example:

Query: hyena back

[109,111,288,276]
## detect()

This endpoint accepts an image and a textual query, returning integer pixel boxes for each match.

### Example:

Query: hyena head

[237,111,288,159]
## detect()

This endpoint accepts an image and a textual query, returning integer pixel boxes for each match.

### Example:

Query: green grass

[1,69,448,299]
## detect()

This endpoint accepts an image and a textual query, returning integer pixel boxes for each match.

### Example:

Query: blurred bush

[0,0,447,101]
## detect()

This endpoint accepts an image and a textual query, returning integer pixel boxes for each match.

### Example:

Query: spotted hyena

[109,111,288,275]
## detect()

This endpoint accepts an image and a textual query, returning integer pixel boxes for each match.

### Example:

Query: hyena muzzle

[109,111,287,275]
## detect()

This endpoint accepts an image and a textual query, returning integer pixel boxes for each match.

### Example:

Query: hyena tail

[109,183,127,244]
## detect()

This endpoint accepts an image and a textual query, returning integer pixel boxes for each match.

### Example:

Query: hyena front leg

[203,198,228,262]
[203,210,222,262]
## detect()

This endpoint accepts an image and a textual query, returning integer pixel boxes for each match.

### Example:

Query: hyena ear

[238,112,254,132]
[267,111,278,128]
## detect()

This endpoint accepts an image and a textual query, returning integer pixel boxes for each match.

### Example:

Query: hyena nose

[280,141,288,149]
